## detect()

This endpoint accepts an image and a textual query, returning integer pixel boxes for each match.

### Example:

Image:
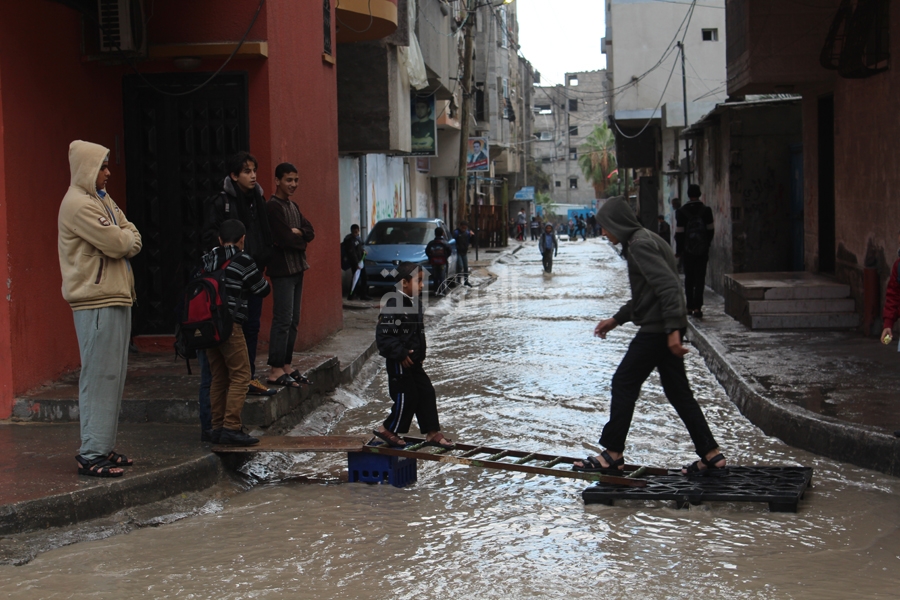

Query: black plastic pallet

[582,466,813,512]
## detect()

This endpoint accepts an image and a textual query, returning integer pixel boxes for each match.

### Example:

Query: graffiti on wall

[366,154,408,230]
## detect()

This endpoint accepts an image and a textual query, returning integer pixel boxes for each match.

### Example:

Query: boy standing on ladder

[371,262,455,450]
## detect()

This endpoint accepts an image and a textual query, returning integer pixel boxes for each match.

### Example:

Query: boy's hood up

[68,140,109,197]
[597,197,642,243]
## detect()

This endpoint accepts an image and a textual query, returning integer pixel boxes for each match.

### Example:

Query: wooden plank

[211,435,368,454]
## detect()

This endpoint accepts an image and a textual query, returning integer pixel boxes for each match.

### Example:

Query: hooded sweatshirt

[58,140,142,310]
[597,197,687,333]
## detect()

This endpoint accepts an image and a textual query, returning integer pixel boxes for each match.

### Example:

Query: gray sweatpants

[72,306,131,460]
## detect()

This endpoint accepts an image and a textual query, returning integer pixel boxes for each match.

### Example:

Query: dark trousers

[431,264,446,292]
[541,249,554,272]
[457,252,469,283]
[382,362,440,435]
[530,228,538,240]
[599,331,719,458]
[242,293,263,378]
[267,272,304,368]
[348,266,368,299]
[683,254,709,311]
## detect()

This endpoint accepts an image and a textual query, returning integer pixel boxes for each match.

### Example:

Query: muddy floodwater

[2,240,899,599]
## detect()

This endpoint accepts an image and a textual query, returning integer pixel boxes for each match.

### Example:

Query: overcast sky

[516,0,607,87]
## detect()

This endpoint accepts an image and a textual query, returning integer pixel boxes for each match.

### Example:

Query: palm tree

[578,124,618,198]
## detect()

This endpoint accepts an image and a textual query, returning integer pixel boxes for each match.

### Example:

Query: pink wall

[0,55,12,414]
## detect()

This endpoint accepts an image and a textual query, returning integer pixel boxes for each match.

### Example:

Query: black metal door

[123,72,250,335]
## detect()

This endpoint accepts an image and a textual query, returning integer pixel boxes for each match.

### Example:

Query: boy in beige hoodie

[58,140,142,477]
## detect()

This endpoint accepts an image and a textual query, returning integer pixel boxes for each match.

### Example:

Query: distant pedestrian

[530,216,540,241]
[656,214,671,245]
[588,213,598,237]
[371,263,454,449]
[60,140,142,477]
[883,234,900,438]
[516,209,527,241]
[425,227,452,296]
[675,185,714,319]
[342,224,370,300]
[452,221,475,287]
[203,151,275,396]
[883,230,900,348]
[538,223,558,273]
[573,197,727,477]
[265,163,315,389]
[203,220,271,446]
[671,197,684,273]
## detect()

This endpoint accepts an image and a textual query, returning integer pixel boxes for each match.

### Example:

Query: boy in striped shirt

[202,219,271,446]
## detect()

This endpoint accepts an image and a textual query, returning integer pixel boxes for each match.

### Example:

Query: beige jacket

[58,141,142,311]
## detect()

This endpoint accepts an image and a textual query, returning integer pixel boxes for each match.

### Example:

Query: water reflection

[1,240,898,599]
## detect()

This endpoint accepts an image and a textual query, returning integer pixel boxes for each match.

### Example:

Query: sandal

[289,370,313,385]
[76,455,124,478]
[572,450,624,474]
[267,374,300,388]
[372,429,407,448]
[106,451,133,467]
[423,432,455,449]
[682,453,728,477]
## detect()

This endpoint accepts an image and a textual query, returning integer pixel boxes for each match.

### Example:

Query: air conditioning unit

[97,0,147,54]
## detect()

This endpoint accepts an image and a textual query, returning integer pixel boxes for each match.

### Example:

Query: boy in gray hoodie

[574,197,727,477]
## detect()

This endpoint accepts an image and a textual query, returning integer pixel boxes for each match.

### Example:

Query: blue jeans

[197,349,212,432]
[456,252,469,283]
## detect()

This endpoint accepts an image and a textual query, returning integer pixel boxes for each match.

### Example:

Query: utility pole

[564,79,571,205]
[457,0,476,224]
[678,41,692,187]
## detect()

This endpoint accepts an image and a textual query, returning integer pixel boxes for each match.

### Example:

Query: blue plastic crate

[348,451,417,488]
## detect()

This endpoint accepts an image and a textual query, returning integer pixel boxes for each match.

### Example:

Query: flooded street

[2,240,900,599]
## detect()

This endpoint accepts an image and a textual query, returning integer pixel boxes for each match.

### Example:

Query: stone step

[725,272,851,301]
[748,298,856,314]
[749,312,860,330]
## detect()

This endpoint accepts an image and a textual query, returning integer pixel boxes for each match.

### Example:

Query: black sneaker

[200,428,215,443]
[219,428,259,446]
[247,379,277,396]
[464,281,473,287]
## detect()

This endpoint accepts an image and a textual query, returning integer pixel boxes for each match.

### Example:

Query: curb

[339,339,379,384]
[0,454,222,536]
[688,321,900,477]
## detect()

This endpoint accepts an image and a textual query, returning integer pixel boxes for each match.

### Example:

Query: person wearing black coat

[201,152,275,396]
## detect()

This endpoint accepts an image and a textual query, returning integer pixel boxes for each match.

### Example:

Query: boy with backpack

[675,184,714,319]
[425,227,452,296]
[201,219,270,446]
[538,223,558,273]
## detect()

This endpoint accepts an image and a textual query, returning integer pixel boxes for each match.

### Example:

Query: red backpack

[177,260,234,353]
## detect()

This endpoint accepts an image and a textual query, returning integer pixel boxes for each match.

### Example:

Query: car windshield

[366,222,437,245]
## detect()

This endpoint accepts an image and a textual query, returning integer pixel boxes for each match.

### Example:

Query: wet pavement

[1,239,898,598]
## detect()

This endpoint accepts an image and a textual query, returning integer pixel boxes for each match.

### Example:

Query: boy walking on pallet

[203,219,271,446]
[371,262,455,450]
[573,197,727,477]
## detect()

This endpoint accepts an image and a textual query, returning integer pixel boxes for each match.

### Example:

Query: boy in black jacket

[202,152,275,395]
[371,262,454,449]
[203,220,271,446]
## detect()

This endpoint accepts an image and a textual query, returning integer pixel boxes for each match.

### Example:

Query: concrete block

[749,312,860,330]
[747,298,856,314]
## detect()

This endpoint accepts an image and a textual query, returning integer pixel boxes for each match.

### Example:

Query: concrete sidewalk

[0,245,513,542]
[688,289,900,477]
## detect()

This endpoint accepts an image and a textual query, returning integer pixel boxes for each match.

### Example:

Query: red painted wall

[0,55,13,416]
[264,0,343,347]
[0,3,127,418]
[0,0,342,416]
[802,6,900,308]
